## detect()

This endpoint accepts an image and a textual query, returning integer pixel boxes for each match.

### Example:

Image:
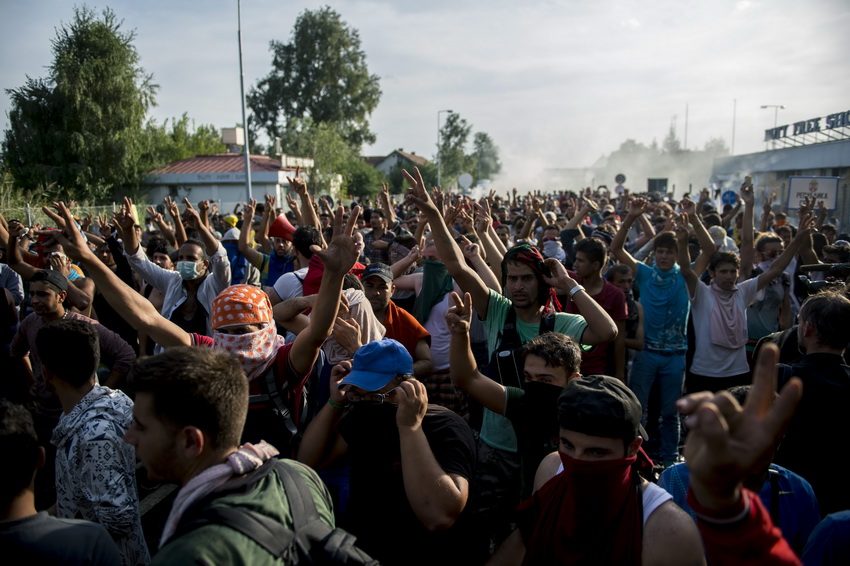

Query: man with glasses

[298,338,481,566]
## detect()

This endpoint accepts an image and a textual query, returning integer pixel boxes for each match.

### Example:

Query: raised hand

[182,198,202,229]
[680,196,697,217]
[97,215,113,239]
[287,165,308,196]
[264,193,276,209]
[403,167,439,215]
[242,198,257,222]
[146,205,164,225]
[332,316,363,354]
[163,196,180,218]
[627,197,650,218]
[395,378,428,430]
[313,205,361,275]
[445,291,473,334]
[38,202,94,263]
[740,181,755,207]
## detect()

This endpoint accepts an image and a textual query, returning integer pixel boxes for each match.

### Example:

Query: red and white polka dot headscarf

[211,285,285,380]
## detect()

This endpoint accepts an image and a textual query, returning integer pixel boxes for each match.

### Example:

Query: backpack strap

[272,459,320,529]
[540,312,556,335]
[496,307,522,352]
[185,506,294,557]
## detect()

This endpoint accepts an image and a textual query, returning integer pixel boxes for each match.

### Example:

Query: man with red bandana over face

[489,375,705,565]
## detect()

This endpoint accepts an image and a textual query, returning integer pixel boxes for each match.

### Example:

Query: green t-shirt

[153,459,335,565]
[481,290,588,452]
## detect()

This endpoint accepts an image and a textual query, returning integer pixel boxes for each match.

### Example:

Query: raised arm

[543,259,617,345]
[237,199,263,265]
[681,198,717,276]
[447,292,507,413]
[258,194,276,254]
[289,166,321,233]
[756,216,813,291]
[404,167,491,319]
[611,198,650,274]
[288,206,361,376]
[739,180,756,280]
[380,183,397,225]
[163,196,187,246]
[397,378,470,531]
[676,215,699,296]
[460,236,502,294]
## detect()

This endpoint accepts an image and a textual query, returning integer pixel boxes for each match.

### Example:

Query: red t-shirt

[565,273,628,375]
[382,300,430,358]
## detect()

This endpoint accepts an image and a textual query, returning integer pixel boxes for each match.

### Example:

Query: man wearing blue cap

[298,338,480,566]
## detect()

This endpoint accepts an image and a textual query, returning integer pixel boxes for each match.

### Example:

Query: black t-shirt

[339,403,478,566]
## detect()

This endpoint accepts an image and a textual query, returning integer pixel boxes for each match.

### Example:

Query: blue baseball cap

[338,339,413,392]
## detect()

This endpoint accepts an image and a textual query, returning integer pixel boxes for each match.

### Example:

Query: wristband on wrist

[328,398,350,410]
[568,285,585,299]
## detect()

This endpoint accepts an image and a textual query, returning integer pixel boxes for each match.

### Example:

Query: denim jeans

[629,349,686,463]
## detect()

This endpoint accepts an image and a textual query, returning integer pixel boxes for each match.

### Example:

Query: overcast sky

[2,0,848,188]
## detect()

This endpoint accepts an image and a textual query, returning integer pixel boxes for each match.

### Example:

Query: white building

[144,153,314,212]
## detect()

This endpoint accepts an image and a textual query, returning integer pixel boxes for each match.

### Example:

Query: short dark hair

[709,250,740,271]
[607,263,633,281]
[822,244,850,263]
[293,226,322,259]
[702,212,722,228]
[180,238,208,261]
[798,290,850,350]
[371,210,386,220]
[755,234,782,252]
[653,231,678,253]
[575,237,607,268]
[393,234,417,249]
[342,273,363,291]
[37,320,100,387]
[129,347,248,450]
[0,400,39,506]
[523,333,581,377]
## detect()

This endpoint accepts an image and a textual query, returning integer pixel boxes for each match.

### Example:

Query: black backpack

[174,459,379,565]
[479,308,556,389]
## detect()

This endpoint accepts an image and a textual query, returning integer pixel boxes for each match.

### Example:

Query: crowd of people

[1,166,849,565]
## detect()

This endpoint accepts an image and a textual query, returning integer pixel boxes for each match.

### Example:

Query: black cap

[362,262,393,283]
[558,375,648,441]
[31,269,68,293]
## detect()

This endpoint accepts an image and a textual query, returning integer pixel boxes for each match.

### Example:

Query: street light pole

[760,104,786,151]
[437,109,453,188]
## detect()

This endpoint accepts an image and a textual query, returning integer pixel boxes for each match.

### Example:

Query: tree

[388,160,437,193]
[143,113,225,166]
[2,6,157,202]
[703,137,730,156]
[345,158,386,198]
[438,113,473,187]
[662,118,683,154]
[472,132,501,182]
[248,6,381,151]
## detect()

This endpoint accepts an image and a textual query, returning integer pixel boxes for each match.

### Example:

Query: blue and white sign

[721,190,737,205]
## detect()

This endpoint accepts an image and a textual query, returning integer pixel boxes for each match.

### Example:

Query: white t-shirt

[689,277,760,377]
[272,266,309,302]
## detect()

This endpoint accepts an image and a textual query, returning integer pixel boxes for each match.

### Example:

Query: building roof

[394,149,428,166]
[363,155,385,166]
[149,153,293,175]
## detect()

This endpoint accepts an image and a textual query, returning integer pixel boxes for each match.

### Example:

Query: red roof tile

[149,153,293,175]
[395,149,428,166]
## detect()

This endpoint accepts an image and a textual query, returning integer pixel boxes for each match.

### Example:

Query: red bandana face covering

[518,451,643,565]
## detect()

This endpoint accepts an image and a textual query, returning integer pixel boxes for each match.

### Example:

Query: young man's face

[609,271,634,295]
[572,251,599,279]
[152,251,174,270]
[523,354,571,388]
[758,242,783,263]
[272,237,291,257]
[495,227,510,247]
[363,276,394,314]
[178,243,208,278]
[710,262,739,291]
[124,392,181,483]
[654,246,677,271]
[29,281,64,317]
[559,429,637,461]
[505,262,540,309]
[370,214,385,231]
[541,228,560,243]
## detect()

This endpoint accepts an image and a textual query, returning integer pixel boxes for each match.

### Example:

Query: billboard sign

[786,176,839,211]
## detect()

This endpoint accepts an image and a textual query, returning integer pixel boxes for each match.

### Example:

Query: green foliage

[2,6,158,202]
[345,158,386,198]
[472,131,501,181]
[143,113,225,166]
[388,160,437,192]
[248,6,381,151]
[438,113,473,187]
[437,113,500,189]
